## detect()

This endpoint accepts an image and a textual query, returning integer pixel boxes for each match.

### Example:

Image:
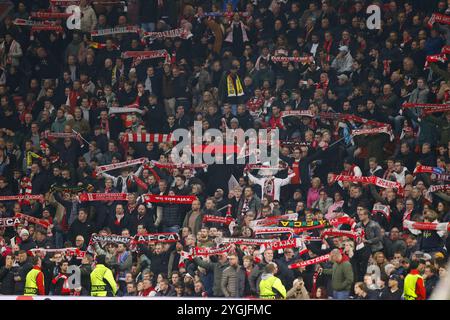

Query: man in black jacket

[13,250,33,294]
[0,254,15,294]
[129,204,155,235]
[68,209,95,246]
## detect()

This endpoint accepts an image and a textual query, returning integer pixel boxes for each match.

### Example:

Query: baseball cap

[389,274,400,282]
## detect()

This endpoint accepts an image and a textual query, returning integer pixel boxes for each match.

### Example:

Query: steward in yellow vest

[90,255,118,297]
[24,256,45,296]
[259,262,287,299]
[403,261,426,300]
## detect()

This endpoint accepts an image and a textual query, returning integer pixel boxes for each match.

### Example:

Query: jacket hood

[261,272,272,280]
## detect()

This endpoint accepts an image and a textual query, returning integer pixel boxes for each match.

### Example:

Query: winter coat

[194,257,229,297]
[221,265,246,297]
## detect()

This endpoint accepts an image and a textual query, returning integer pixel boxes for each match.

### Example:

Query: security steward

[259,262,287,299]
[90,254,118,297]
[24,256,45,296]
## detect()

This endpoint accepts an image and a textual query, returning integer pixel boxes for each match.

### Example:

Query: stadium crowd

[0,0,449,299]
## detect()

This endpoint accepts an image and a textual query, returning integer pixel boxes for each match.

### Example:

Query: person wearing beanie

[18,229,37,252]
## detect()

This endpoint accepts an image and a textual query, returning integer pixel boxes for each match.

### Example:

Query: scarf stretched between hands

[30,12,72,19]
[259,238,308,253]
[13,18,60,26]
[15,213,51,228]
[413,165,445,175]
[202,215,235,225]
[29,248,86,259]
[214,237,273,246]
[0,217,22,227]
[330,174,404,196]
[79,193,128,202]
[428,184,450,193]
[122,133,174,143]
[249,213,299,228]
[271,56,314,64]
[351,126,394,141]
[320,112,389,128]
[321,229,364,241]
[142,194,197,204]
[428,13,450,28]
[280,110,315,118]
[50,184,88,193]
[288,253,331,269]
[91,26,140,37]
[142,28,193,40]
[0,194,44,202]
[253,227,294,236]
[95,157,147,174]
[147,162,207,170]
[403,220,450,232]
[50,0,80,5]
[226,74,244,97]
[108,106,144,115]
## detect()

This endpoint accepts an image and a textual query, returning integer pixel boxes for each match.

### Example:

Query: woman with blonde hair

[307,177,322,208]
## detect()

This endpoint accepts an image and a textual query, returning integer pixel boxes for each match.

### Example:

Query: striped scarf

[226,74,244,97]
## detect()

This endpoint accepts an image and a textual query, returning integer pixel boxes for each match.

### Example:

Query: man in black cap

[379,274,403,300]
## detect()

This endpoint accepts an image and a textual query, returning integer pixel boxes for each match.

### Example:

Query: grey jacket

[194,257,229,297]
[221,265,246,297]
[356,220,383,253]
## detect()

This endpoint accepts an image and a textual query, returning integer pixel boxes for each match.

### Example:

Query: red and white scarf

[142,28,192,40]
[249,213,298,228]
[96,157,147,174]
[0,217,22,228]
[50,0,80,6]
[15,213,51,228]
[202,215,235,225]
[288,253,331,269]
[79,193,128,202]
[321,229,364,241]
[428,184,450,193]
[280,110,315,118]
[108,106,144,115]
[351,126,394,141]
[271,56,314,64]
[424,53,448,69]
[372,203,391,222]
[122,133,174,143]
[403,220,449,232]
[413,165,445,175]
[148,161,207,170]
[259,238,307,253]
[428,13,450,28]
[29,248,85,259]
[31,11,72,19]
[142,194,197,204]
[330,174,404,195]
[91,26,140,37]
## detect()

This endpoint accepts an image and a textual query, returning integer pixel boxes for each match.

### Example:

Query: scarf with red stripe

[351,126,394,141]
[95,157,147,175]
[413,165,445,175]
[15,213,51,228]
[79,193,128,202]
[271,56,314,64]
[403,220,449,232]
[428,13,450,28]
[330,174,404,196]
[19,177,33,206]
[372,203,391,222]
[142,194,197,204]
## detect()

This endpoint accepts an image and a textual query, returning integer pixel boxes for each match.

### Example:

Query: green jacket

[323,257,354,292]
[426,114,450,146]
